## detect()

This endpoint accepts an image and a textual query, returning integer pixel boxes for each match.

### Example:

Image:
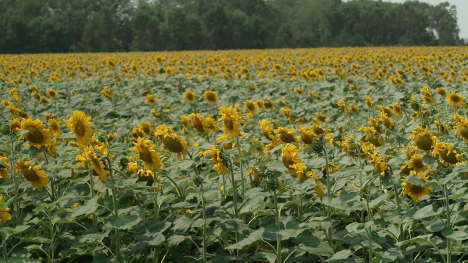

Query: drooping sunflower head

[137,169,155,186]
[180,115,191,130]
[201,146,229,175]
[19,118,52,148]
[280,108,293,123]
[260,119,278,143]
[316,112,327,122]
[9,118,21,133]
[275,127,298,144]
[83,146,109,180]
[379,111,394,130]
[410,125,435,151]
[432,141,462,166]
[281,144,301,175]
[15,159,49,191]
[139,121,153,136]
[365,96,374,110]
[205,116,219,132]
[0,155,10,181]
[47,118,61,138]
[189,113,210,135]
[132,137,161,170]
[453,114,468,141]
[336,100,348,115]
[436,87,446,96]
[263,98,274,110]
[392,102,402,116]
[203,90,218,104]
[67,110,93,147]
[401,171,432,202]
[184,90,196,103]
[46,89,58,99]
[297,127,314,145]
[145,93,157,104]
[219,105,241,138]
[161,133,188,160]
[349,104,360,114]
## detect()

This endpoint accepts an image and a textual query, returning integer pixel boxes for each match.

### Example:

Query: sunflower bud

[193,176,204,187]
[311,138,323,154]
[119,157,129,170]
[0,122,10,135]
[411,101,420,111]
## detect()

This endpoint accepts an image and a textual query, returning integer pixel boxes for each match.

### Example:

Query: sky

[345,0,468,39]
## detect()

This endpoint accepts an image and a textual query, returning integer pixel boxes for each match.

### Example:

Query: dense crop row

[1,47,468,262]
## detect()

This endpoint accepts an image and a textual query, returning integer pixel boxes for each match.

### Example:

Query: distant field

[1,47,468,262]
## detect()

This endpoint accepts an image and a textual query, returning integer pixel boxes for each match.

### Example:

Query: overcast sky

[344,0,468,39]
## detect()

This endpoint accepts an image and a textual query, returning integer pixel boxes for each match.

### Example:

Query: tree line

[0,0,461,54]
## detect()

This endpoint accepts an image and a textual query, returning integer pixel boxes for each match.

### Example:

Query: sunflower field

[1,47,468,262]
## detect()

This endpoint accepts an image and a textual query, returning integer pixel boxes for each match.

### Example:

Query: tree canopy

[0,0,461,53]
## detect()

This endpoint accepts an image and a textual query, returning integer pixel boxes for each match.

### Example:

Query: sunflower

[281,144,301,175]
[145,93,157,104]
[219,106,241,138]
[15,160,49,191]
[297,127,314,145]
[154,124,188,160]
[316,112,327,122]
[401,171,432,202]
[137,169,155,186]
[379,111,394,130]
[9,118,21,133]
[205,116,219,132]
[48,118,61,138]
[409,125,435,151]
[189,113,211,135]
[82,146,109,180]
[180,115,191,130]
[392,102,402,116]
[280,108,293,123]
[275,127,298,144]
[432,141,462,165]
[46,89,58,99]
[132,137,161,170]
[453,114,468,141]
[0,155,10,180]
[260,120,279,144]
[336,100,348,115]
[200,146,229,175]
[184,90,196,103]
[406,155,428,173]
[365,96,374,110]
[0,196,11,225]
[139,121,153,136]
[263,98,274,109]
[67,110,93,147]
[436,87,446,96]
[446,92,465,108]
[19,118,52,148]
[203,90,219,104]
[349,104,360,114]
[244,100,257,118]
[101,86,114,99]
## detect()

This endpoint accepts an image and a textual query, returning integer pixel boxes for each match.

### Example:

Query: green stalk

[235,137,245,195]
[228,159,239,247]
[394,181,404,241]
[1,233,7,262]
[202,194,207,261]
[9,134,21,226]
[88,163,97,227]
[366,197,373,262]
[444,184,451,263]
[106,156,120,260]
[322,146,332,246]
[273,189,282,263]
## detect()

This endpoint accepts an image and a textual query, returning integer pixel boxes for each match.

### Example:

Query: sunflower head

[15,159,49,191]
[20,119,52,148]
[401,171,432,202]
[281,144,301,175]
[203,90,219,104]
[132,137,161,170]
[275,127,298,144]
[189,113,210,135]
[446,92,465,108]
[184,90,196,103]
[145,94,157,104]
[67,110,93,147]
[219,106,241,138]
[139,121,153,136]
[46,89,58,99]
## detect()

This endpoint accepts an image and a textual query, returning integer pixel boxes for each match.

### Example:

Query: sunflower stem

[9,133,21,226]
[394,181,404,241]
[106,156,120,260]
[235,137,245,195]
[201,193,207,261]
[1,233,7,262]
[444,183,451,263]
[87,163,97,227]
[322,146,333,247]
[273,188,282,263]
[228,159,239,248]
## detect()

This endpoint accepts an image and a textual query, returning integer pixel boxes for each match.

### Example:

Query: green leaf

[441,228,468,241]
[412,205,443,220]
[167,235,189,246]
[405,175,426,187]
[328,249,352,262]
[0,225,30,237]
[295,234,320,248]
[70,195,101,217]
[172,216,193,232]
[106,208,144,230]
[396,234,432,246]
[422,155,435,165]
[225,228,264,250]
